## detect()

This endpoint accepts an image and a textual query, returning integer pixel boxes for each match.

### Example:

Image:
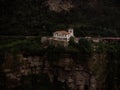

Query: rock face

[47,0,74,12]
[4,53,96,90]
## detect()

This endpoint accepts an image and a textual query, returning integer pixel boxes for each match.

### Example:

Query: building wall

[53,33,70,41]
[41,29,74,46]
[68,28,74,37]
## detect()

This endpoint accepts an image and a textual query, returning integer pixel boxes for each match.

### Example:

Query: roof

[54,30,70,35]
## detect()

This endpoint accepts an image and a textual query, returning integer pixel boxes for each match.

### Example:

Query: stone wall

[41,36,69,47]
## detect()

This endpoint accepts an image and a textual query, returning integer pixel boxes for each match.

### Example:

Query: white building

[53,28,74,41]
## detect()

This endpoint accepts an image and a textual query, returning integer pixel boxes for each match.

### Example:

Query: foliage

[0,0,120,36]
[78,39,93,55]
[96,42,107,53]
[46,45,65,62]
[69,36,77,47]
[0,37,120,90]
[105,43,120,90]
[68,38,92,63]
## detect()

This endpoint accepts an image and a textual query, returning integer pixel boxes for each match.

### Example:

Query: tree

[77,38,93,62]
[69,36,76,46]
[46,45,65,62]
[105,43,120,90]
[79,38,92,54]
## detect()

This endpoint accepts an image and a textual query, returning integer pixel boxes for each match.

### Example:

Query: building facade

[53,28,74,42]
[41,28,74,47]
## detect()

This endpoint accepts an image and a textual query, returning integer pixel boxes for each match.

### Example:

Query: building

[51,28,74,46]
[53,28,74,42]
[41,28,74,47]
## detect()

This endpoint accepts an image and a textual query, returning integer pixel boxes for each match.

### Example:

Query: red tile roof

[54,30,70,35]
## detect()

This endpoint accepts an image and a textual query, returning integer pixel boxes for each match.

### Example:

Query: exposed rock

[3,53,96,90]
[47,0,74,12]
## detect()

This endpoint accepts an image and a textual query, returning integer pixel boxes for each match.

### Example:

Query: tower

[68,28,74,37]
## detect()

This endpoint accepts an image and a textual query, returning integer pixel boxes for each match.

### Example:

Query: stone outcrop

[3,53,96,90]
[47,0,74,12]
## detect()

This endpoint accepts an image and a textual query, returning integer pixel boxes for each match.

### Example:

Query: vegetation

[46,45,65,62]
[68,37,76,46]
[0,36,93,63]
[90,42,120,90]
[0,0,119,36]
[0,0,119,90]
[105,43,120,90]
[0,37,119,90]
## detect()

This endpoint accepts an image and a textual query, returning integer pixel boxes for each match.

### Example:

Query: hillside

[0,37,120,90]
[0,0,120,36]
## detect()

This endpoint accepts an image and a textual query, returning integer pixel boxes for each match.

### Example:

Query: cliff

[3,53,96,90]
[2,39,119,90]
